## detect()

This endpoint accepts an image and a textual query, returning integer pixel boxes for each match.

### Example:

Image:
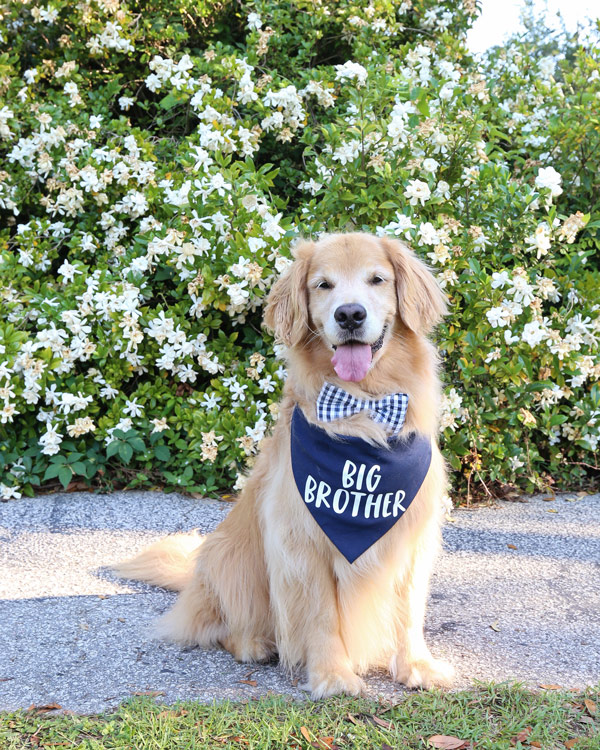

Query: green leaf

[118,443,134,464]
[43,464,61,481]
[58,466,73,489]
[154,445,171,461]
[106,442,120,459]
[159,92,182,110]
[70,461,87,476]
[128,437,146,452]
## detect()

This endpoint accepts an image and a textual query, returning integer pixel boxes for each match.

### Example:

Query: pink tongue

[331,343,372,382]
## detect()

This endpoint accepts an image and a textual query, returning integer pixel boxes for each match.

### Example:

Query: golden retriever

[114,232,454,698]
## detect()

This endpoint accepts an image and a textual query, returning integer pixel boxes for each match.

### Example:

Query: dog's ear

[379,236,447,334]
[263,240,314,347]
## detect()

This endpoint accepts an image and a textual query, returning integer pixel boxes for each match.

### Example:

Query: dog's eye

[316,280,333,290]
[370,275,385,285]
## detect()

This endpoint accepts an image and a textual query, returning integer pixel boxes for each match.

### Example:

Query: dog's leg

[154,566,228,648]
[389,525,454,689]
[265,543,364,699]
[157,502,275,663]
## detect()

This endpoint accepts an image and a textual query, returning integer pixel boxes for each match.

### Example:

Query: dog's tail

[111,533,204,592]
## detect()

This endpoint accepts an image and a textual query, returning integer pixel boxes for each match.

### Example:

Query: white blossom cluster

[1,0,598,499]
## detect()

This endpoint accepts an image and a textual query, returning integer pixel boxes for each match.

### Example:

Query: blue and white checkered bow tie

[316,382,409,435]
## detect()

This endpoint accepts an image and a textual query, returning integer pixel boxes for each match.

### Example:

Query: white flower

[491,271,511,289]
[67,417,96,437]
[507,275,535,307]
[521,320,546,348]
[151,417,168,433]
[418,222,439,245]
[298,178,323,195]
[57,260,82,284]
[486,306,507,328]
[535,166,562,198]
[538,56,557,78]
[247,12,262,29]
[228,281,250,306]
[123,398,144,417]
[379,214,415,239]
[439,82,455,100]
[100,384,119,399]
[119,96,134,110]
[201,392,222,409]
[39,424,63,456]
[262,212,286,241]
[440,387,466,431]
[258,374,275,393]
[1,483,21,500]
[404,179,431,206]
[427,244,450,265]
[422,158,439,173]
[433,180,450,200]
[525,223,552,258]
[229,381,248,402]
[334,61,368,87]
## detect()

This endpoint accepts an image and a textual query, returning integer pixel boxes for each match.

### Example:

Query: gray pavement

[0,490,599,713]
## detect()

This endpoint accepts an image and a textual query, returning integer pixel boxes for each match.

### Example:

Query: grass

[0,684,599,750]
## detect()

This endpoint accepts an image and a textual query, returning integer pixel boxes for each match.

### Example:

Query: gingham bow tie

[316,382,409,435]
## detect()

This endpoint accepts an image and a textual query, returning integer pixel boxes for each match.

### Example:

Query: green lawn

[1,684,598,749]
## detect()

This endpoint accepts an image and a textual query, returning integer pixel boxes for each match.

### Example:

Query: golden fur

[113,232,454,698]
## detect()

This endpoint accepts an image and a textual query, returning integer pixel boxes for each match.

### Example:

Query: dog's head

[264,233,446,382]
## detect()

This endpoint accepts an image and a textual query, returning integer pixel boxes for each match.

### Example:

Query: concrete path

[0,490,599,713]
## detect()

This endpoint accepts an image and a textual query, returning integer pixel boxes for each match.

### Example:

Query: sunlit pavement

[1,491,598,712]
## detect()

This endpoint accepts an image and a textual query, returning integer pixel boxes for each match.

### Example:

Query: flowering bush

[0,0,599,501]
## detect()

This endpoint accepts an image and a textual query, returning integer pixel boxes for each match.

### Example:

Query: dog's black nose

[334,303,367,331]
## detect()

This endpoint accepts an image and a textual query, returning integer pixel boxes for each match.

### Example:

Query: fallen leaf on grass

[301,726,312,742]
[371,716,392,729]
[428,735,469,749]
[507,544,518,550]
[546,509,558,514]
[238,679,257,686]
[311,737,334,749]
[539,684,562,690]
[541,495,555,502]
[490,621,500,632]
[584,699,596,716]
[27,702,62,713]
[530,742,542,748]
[511,726,532,745]
[564,739,580,749]
[346,713,362,725]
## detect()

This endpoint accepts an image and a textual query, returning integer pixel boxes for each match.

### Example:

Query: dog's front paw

[308,667,365,699]
[390,654,454,689]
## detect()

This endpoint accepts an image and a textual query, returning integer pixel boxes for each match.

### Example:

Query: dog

[114,232,454,698]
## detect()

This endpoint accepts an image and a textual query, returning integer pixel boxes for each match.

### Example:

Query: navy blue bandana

[290,406,432,563]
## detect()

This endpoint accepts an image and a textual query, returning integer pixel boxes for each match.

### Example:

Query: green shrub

[0,0,598,501]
